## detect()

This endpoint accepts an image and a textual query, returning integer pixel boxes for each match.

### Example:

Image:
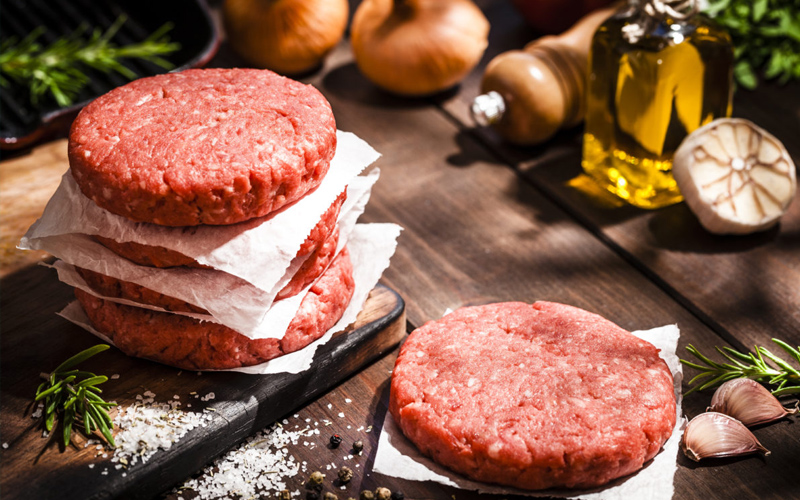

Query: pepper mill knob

[472,6,615,146]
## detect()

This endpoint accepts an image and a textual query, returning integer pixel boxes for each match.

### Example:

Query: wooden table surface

[2,1,799,499]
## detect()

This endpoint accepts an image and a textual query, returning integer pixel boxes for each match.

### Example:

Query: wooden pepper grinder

[471,6,616,146]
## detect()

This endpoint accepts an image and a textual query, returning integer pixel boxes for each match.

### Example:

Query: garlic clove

[681,412,770,462]
[672,118,797,235]
[708,378,798,427]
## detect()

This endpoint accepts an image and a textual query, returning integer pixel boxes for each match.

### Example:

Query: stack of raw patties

[21,69,398,372]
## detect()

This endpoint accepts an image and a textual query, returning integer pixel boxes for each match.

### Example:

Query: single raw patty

[390,302,676,490]
[77,225,341,312]
[94,190,347,269]
[69,68,336,226]
[75,247,355,370]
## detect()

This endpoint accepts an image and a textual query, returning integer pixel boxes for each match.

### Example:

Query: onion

[351,0,490,96]
[223,0,348,75]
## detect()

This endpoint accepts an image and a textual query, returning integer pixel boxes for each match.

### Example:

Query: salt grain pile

[112,391,214,468]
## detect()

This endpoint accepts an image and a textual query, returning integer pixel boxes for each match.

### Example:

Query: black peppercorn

[306,491,320,500]
[352,440,364,453]
[330,434,343,448]
[390,492,404,500]
[337,466,354,484]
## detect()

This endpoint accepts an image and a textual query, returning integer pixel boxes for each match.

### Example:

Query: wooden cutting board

[0,260,405,500]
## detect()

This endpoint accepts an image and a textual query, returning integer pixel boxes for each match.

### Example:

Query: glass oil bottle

[582,0,734,209]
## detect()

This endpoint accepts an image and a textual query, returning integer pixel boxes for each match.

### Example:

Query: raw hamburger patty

[94,190,347,269]
[75,247,355,370]
[77,225,341,312]
[69,68,337,226]
[390,302,676,490]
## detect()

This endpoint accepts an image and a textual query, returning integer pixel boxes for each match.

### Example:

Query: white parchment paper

[373,324,684,500]
[58,223,403,375]
[19,130,379,293]
[22,169,380,338]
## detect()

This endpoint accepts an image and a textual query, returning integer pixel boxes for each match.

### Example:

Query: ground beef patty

[69,68,336,226]
[77,225,341,312]
[390,302,676,490]
[94,190,347,269]
[75,247,354,370]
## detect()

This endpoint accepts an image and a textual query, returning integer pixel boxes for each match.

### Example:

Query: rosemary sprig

[35,344,117,448]
[0,15,179,106]
[681,339,800,396]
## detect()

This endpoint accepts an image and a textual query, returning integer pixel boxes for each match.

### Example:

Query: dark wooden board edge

[98,284,405,500]
[0,284,405,500]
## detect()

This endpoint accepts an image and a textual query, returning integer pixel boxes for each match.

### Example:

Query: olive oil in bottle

[582,0,733,209]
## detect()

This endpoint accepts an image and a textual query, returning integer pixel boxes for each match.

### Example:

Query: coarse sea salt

[176,422,313,500]
[113,392,213,467]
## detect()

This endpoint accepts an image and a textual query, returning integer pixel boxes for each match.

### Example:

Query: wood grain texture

[0,266,406,500]
[0,139,67,276]
[442,0,800,356]
[2,1,800,498]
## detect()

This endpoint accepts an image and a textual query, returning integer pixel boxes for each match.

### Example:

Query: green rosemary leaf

[773,339,800,362]
[773,385,800,397]
[33,344,117,448]
[63,407,75,447]
[35,379,65,401]
[45,407,56,432]
[0,17,179,106]
[54,345,110,373]
[76,375,108,388]
[682,340,800,394]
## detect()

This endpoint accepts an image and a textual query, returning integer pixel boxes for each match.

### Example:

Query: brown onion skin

[223,0,348,75]
[351,0,490,96]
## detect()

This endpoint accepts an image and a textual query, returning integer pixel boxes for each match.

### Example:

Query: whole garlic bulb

[351,0,490,96]
[223,0,348,75]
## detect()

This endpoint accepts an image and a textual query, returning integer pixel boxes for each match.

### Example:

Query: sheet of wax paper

[21,167,379,338]
[20,130,379,292]
[58,223,402,375]
[374,324,684,500]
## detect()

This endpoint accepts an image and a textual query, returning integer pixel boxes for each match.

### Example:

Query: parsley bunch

[704,0,800,89]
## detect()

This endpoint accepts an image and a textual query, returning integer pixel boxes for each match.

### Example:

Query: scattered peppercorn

[352,440,364,453]
[306,491,321,500]
[359,491,375,500]
[323,493,338,500]
[390,492,404,500]
[337,466,354,484]
[330,434,343,448]
[307,471,325,489]
[278,490,291,500]
[375,487,391,500]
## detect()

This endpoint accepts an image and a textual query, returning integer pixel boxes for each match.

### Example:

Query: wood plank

[438,1,800,355]
[0,264,406,500]
[270,39,799,500]
[0,139,67,277]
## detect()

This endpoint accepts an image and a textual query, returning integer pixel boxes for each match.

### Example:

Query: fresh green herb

[681,339,800,396]
[703,0,800,89]
[0,15,179,106]
[35,344,117,447]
